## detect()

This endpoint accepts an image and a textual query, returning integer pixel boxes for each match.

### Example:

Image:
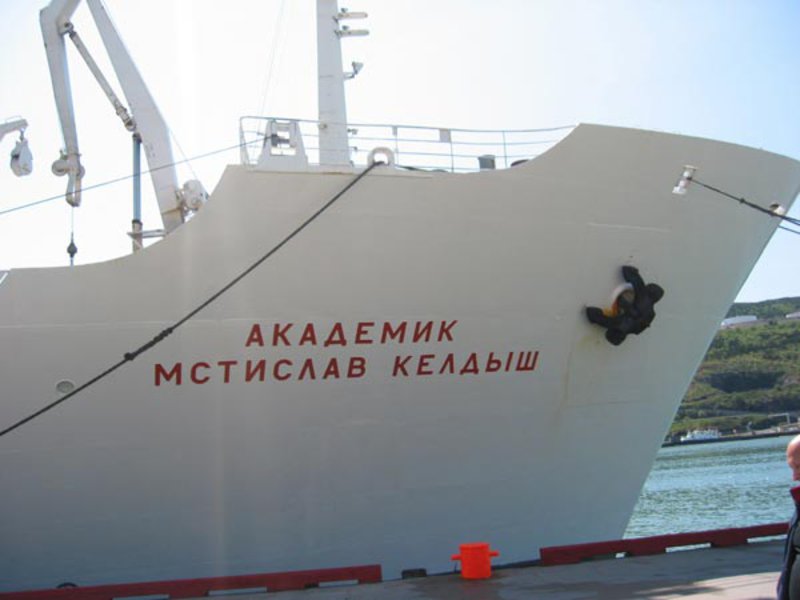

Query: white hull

[1,124,799,591]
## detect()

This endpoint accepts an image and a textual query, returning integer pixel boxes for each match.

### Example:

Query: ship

[1,0,799,593]
[680,428,722,443]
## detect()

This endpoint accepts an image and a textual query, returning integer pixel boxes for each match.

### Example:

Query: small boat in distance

[1,0,799,593]
[680,429,722,443]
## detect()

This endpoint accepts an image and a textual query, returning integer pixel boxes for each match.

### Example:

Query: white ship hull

[1,124,799,591]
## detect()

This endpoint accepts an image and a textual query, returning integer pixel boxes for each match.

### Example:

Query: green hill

[726,297,800,320]
[670,298,800,437]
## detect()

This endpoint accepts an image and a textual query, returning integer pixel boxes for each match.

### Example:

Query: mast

[316,0,367,167]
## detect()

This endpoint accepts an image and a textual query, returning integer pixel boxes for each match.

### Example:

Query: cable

[779,225,800,236]
[0,161,383,439]
[256,0,288,116]
[0,140,256,217]
[691,177,800,230]
[169,129,200,182]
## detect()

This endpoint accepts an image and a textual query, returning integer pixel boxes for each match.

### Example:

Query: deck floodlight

[672,165,696,195]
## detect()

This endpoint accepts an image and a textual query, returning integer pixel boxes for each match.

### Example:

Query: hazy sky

[0,0,798,302]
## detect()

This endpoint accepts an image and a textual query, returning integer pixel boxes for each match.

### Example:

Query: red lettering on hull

[243,320,461,348]
[389,350,540,379]
[154,356,371,385]
[155,319,539,388]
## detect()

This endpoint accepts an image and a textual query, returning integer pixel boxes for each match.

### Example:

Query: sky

[0,0,798,302]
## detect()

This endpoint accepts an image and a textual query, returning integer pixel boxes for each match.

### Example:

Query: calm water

[625,435,795,538]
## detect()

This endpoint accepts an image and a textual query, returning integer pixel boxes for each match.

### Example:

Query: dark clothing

[791,553,800,600]
[778,489,800,600]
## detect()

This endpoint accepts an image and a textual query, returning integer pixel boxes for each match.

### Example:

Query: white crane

[39,0,365,247]
[39,0,206,242]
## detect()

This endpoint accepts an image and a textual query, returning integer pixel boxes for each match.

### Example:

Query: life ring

[367,146,395,166]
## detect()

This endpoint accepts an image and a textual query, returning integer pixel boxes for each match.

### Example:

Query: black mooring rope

[0,161,383,439]
[692,177,800,234]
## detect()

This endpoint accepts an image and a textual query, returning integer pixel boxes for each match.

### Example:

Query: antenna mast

[316,0,367,166]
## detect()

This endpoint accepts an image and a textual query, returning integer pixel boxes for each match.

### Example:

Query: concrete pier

[1,535,785,599]
[198,541,784,599]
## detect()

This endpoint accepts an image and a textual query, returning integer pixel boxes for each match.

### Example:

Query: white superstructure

[1,0,799,593]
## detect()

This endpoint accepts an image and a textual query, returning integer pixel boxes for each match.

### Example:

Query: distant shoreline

[663,428,799,447]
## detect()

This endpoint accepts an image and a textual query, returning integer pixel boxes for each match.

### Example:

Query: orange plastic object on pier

[451,542,500,579]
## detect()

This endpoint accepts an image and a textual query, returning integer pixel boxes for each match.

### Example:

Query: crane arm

[40,0,83,206]
[0,118,28,144]
[40,0,197,233]
[85,0,184,232]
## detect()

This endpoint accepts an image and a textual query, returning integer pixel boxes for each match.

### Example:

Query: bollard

[451,542,499,580]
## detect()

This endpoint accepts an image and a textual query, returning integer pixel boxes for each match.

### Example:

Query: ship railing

[239,116,574,172]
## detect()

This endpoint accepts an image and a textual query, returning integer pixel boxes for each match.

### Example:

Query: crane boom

[40,0,198,234]
[40,0,83,207]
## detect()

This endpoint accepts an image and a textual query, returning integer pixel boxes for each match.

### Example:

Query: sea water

[625,435,795,538]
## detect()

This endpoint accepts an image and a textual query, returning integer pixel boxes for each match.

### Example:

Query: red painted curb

[539,522,788,566]
[0,564,382,599]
